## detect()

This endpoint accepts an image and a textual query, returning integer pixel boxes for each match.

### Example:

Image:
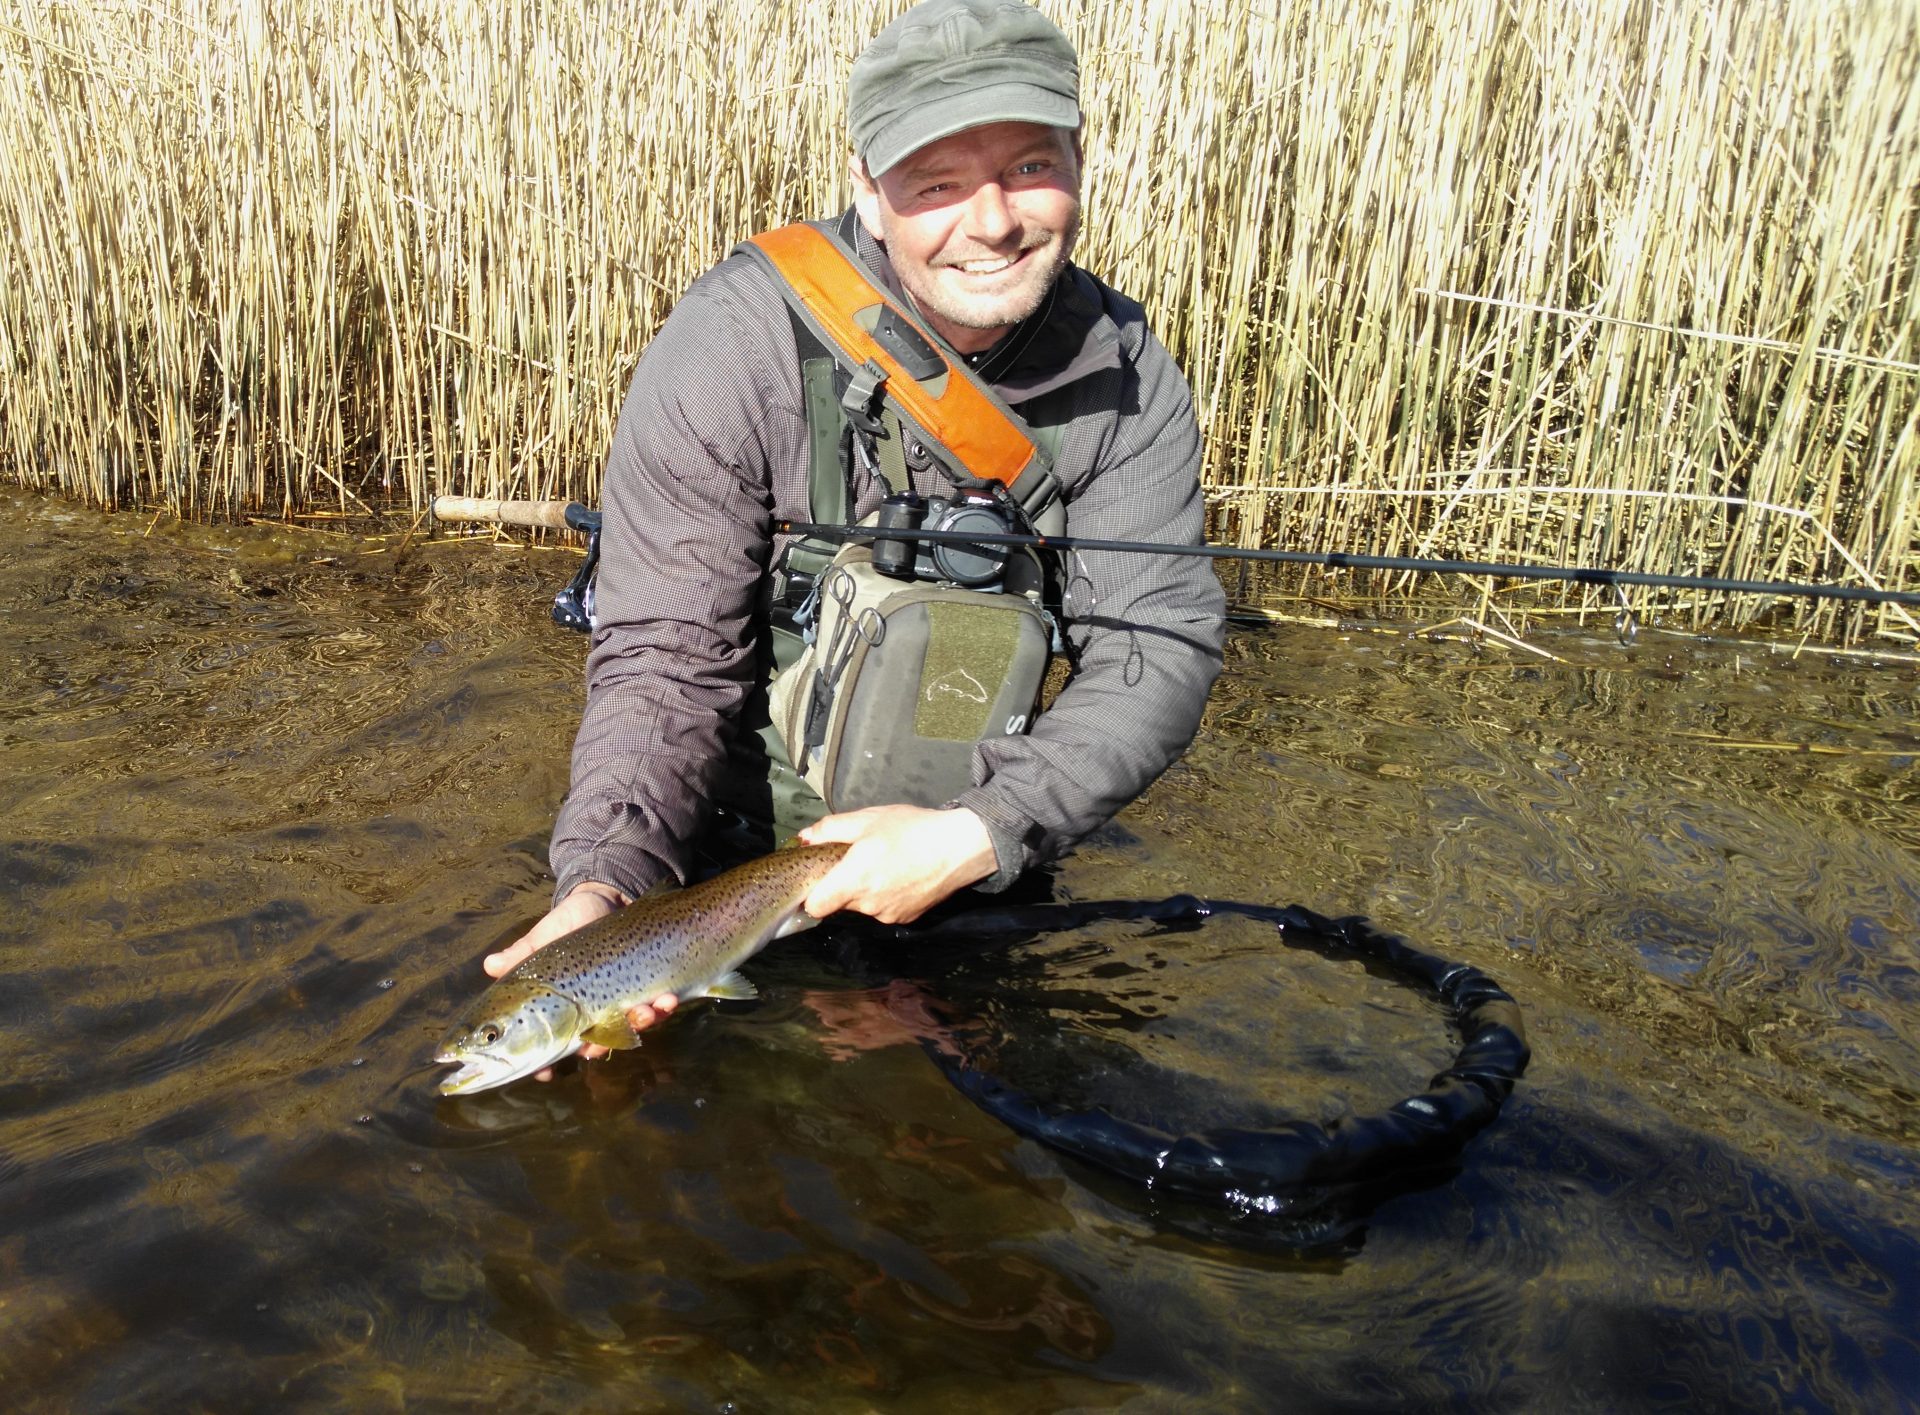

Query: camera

[871,490,1028,589]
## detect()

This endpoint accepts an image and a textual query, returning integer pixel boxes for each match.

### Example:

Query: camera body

[871,490,1028,590]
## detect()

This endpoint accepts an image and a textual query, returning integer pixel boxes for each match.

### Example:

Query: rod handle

[432,496,579,530]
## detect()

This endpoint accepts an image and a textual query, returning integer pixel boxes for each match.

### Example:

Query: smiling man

[485,0,1226,1048]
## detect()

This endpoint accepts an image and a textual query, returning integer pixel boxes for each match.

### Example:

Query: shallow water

[2,490,1916,1412]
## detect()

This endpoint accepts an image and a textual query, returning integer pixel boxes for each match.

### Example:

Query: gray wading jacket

[551,214,1227,901]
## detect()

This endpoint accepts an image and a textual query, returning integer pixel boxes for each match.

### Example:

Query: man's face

[852,120,1081,354]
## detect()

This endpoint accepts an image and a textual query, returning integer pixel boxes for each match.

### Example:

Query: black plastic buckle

[840,359,889,437]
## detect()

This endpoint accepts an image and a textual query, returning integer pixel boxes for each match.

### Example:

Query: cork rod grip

[431,496,577,530]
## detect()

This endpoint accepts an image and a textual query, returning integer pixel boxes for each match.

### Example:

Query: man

[484,0,1226,1049]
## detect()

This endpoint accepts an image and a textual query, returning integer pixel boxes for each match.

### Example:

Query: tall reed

[1,0,1915,641]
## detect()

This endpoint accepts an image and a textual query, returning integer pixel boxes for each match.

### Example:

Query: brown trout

[435,843,847,1095]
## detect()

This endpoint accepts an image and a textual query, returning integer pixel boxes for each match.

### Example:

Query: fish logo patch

[925,668,989,705]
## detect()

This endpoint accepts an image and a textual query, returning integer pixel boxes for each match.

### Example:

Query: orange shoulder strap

[739,223,1044,489]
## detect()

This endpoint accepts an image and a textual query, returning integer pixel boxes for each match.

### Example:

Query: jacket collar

[844,208,1122,406]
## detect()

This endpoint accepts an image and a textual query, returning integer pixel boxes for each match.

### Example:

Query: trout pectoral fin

[702,970,759,1002]
[580,1018,644,1050]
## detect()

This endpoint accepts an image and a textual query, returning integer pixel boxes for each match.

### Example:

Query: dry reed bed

[1,0,1915,641]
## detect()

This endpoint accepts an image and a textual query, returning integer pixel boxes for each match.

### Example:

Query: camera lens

[872,492,925,578]
[929,503,1011,587]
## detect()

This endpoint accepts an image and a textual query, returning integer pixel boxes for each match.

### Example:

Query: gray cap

[849,0,1081,177]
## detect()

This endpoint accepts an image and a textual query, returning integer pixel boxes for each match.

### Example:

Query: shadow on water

[2,491,1918,1411]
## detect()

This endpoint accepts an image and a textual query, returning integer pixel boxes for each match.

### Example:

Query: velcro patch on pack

[917,600,1018,743]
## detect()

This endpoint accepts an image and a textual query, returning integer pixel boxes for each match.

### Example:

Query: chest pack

[734,219,1069,814]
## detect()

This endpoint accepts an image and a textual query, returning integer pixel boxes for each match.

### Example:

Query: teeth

[957,257,1014,274]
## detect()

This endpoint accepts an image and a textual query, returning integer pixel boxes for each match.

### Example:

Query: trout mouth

[435,989,585,1097]
[436,1036,580,1096]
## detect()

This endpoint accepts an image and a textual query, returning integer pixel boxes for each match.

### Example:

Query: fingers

[802,861,858,922]
[797,807,884,847]
[483,884,624,979]
[483,928,548,979]
[534,992,676,1081]
[799,807,901,919]
[625,993,679,1033]
[805,862,921,925]
[803,857,879,922]
[803,853,917,923]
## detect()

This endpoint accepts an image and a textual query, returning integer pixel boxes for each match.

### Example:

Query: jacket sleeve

[953,327,1226,886]
[548,263,799,902]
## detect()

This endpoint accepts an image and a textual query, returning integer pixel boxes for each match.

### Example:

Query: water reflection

[1,492,1916,1410]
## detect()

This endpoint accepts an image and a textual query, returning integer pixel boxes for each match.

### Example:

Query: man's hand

[483,881,680,1075]
[798,804,997,924]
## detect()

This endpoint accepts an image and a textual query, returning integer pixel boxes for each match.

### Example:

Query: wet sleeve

[954,330,1226,887]
[548,267,795,902]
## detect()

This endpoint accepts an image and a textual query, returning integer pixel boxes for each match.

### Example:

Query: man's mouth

[942,243,1046,279]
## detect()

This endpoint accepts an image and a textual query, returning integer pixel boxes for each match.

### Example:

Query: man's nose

[961,181,1018,247]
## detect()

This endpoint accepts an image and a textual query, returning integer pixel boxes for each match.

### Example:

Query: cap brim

[865,82,1081,176]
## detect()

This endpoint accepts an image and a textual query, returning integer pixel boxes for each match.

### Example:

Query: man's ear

[849,153,886,242]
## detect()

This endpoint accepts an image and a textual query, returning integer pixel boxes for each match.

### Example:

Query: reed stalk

[1,0,1915,640]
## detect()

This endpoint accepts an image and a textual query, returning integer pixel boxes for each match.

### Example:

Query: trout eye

[479,1024,502,1045]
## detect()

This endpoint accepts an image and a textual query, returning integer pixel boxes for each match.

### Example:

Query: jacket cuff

[951,789,1037,895]
[552,846,667,909]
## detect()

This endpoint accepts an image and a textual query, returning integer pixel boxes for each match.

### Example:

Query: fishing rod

[776,519,1920,610]
[429,497,1920,614]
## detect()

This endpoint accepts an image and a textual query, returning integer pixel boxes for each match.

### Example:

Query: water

[2,490,1916,1411]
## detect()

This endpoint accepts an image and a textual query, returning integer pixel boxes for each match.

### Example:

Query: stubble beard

[894,203,1081,335]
